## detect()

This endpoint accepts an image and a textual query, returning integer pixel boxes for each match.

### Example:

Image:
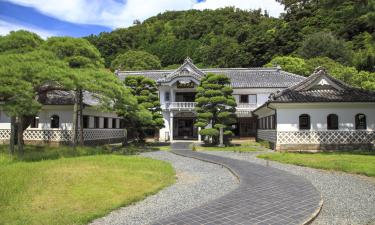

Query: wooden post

[79,90,84,146]
[9,116,16,155]
[72,90,78,147]
[17,116,24,157]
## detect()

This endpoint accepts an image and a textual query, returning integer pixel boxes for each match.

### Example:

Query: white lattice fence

[0,129,11,140]
[277,131,375,144]
[0,129,124,142]
[23,130,73,142]
[257,130,277,143]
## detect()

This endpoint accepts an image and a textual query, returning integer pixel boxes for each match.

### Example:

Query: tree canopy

[0,30,138,152]
[110,50,161,71]
[85,2,375,90]
[122,76,163,140]
[195,74,237,145]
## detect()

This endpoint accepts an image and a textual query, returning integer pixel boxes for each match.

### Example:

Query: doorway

[173,118,198,140]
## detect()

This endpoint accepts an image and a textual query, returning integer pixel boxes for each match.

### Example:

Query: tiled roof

[116,57,305,88]
[38,90,100,106]
[269,67,375,103]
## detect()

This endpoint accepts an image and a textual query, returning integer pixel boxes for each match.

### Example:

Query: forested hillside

[86,0,375,89]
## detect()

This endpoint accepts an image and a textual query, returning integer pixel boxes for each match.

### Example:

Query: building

[1,57,374,150]
[0,90,125,145]
[118,58,375,151]
[253,67,375,151]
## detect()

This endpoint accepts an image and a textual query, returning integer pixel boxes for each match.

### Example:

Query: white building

[0,91,125,145]
[1,57,374,150]
[118,58,375,151]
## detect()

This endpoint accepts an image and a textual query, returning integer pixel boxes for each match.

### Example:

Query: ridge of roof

[269,67,375,103]
[118,67,283,74]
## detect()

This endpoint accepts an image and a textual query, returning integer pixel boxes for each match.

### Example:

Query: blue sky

[0,0,284,38]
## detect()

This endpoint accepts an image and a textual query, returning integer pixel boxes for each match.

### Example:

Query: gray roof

[38,90,100,106]
[116,57,305,88]
[268,67,375,103]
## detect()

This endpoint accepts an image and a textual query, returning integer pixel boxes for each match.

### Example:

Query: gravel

[203,151,375,225]
[90,151,238,225]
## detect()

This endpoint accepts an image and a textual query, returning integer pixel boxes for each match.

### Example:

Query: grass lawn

[257,151,375,177]
[193,141,266,152]
[0,145,175,225]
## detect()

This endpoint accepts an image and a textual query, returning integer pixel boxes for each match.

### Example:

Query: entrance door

[173,118,198,139]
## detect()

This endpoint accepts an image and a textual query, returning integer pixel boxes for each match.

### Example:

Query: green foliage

[85,3,374,88]
[0,30,43,53]
[298,32,350,63]
[199,128,219,137]
[110,50,162,71]
[122,76,164,140]
[0,50,74,116]
[265,55,375,90]
[195,73,237,144]
[44,36,104,68]
[265,56,310,76]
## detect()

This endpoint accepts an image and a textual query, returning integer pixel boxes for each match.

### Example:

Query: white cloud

[0,20,58,38]
[4,0,284,29]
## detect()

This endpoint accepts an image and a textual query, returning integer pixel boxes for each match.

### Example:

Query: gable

[306,76,343,91]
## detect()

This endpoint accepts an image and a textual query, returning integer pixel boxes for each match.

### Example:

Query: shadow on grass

[0,142,171,163]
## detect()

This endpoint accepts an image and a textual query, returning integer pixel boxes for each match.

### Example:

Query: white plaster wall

[256,94,270,107]
[0,106,121,130]
[159,111,171,141]
[232,88,278,107]
[277,104,375,131]
[0,110,10,129]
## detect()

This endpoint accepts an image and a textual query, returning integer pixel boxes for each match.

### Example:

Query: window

[112,118,117,128]
[299,114,310,130]
[30,116,39,128]
[94,117,100,128]
[249,94,257,104]
[50,115,59,128]
[355,114,367,129]
[103,117,108,129]
[83,115,89,129]
[239,95,249,103]
[327,114,338,130]
[165,92,170,101]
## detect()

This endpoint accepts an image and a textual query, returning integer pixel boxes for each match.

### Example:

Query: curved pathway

[152,142,322,225]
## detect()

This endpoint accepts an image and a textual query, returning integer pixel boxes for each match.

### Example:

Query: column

[170,88,175,102]
[198,127,202,142]
[169,112,173,142]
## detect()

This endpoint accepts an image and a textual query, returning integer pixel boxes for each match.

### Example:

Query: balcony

[164,102,197,111]
[236,103,257,110]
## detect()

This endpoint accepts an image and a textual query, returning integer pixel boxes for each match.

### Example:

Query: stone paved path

[152,142,322,225]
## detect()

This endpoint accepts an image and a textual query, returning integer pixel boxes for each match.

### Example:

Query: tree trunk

[79,90,84,146]
[17,116,24,158]
[122,128,128,147]
[72,90,79,148]
[9,116,16,155]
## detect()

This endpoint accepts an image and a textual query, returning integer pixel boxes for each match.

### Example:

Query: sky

[0,0,284,38]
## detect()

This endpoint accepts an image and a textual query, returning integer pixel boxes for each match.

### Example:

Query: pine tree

[195,73,237,145]
[123,76,164,141]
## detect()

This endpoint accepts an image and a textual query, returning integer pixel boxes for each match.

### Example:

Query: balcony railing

[164,102,196,110]
[162,102,257,111]
[236,103,258,109]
